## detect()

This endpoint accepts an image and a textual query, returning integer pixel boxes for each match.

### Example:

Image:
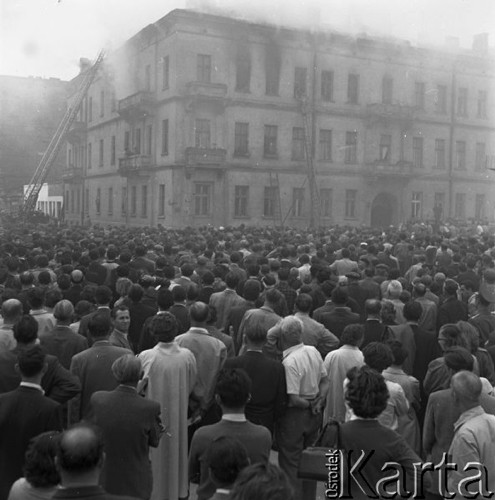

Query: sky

[1,0,494,81]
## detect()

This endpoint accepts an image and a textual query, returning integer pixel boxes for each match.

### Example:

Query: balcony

[118,154,152,176]
[62,166,84,183]
[365,103,415,129]
[117,92,155,121]
[185,147,227,166]
[65,121,86,144]
[363,160,415,180]
[184,82,228,112]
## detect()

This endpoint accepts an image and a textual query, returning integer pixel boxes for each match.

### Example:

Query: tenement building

[62,9,495,228]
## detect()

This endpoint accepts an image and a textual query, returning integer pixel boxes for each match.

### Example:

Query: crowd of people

[1,219,495,499]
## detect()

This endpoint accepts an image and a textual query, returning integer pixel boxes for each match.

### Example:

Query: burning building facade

[63,9,495,228]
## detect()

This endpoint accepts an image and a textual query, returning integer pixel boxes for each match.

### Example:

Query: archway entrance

[370,192,397,228]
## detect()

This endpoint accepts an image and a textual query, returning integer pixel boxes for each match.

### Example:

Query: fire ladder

[300,98,320,228]
[20,50,105,217]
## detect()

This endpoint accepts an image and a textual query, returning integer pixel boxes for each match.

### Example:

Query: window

[161,119,169,155]
[234,122,249,157]
[292,127,305,160]
[411,192,423,219]
[130,186,137,216]
[414,82,425,109]
[162,56,169,90]
[194,183,211,216]
[344,131,357,164]
[382,76,393,104]
[435,139,446,169]
[121,187,127,215]
[88,96,93,122]
[70,190,74,213]
[124,131,130,153]
[195,119,210,149]
[76,189,80,213]
[294,67,307,98]
[347,74,359,104]
[319,188,332,217]
[108,187,113,215]
[477,90,487,118]
[264,186,278,217]
[99,91,104,117]
[99,139,104,167]
[264,125,278,157]
[475,194,486,220]
[292,188,304,217]
[158,184,165,217]
[144,65,151,91]
[319,129,332,161]
[435,85,447,114]
[265,44,280,96]
[455,193,466,219]
[345,189,357,218]
[234,185,249,217]
[475,142,486,171]
[321,71,334,102]
[85,188,89,214]
[197,54,211,83]
[111,136,116,166]
[95,188,101,214]
[455,141,466,170]
[413,137,423,168]
[379,134,392,163]
[134,128,141,154]
[141,185,148,217]
[146,125,152,155]
[457,87,468,116]
[235,48,251,92]
[434,192,445,218]
[87,142,92,168]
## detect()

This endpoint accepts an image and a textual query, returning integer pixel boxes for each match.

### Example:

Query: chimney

[79,58,92,73]
[473,33,489,53]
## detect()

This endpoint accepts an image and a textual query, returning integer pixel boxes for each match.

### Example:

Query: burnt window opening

[235,46,251,92]
[265,42,281,96]
[294,67,307,99]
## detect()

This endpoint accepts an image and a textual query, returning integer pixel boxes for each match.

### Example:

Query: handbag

[297,418,342,481]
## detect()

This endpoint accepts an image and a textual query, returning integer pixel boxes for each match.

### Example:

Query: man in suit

[189,368,272,500]
[224,320,286,434]
[89,355,163,500]
[78,285,113,339]
[53,423,141,500]
[108,305,132,350]
[437,279,468,331]
[362,299,394,349]
[69,312,132,424]
[0,344,63,499]
[209,272,246,331]
[129,245,156,275]
[0,298,23,352]
[41,299,88,369]
[0,314,80,404]
[127,283,157,352]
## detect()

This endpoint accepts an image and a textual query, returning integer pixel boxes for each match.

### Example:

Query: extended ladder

[21,50,105,216]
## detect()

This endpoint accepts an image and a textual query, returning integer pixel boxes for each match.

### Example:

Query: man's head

[111,305,130,334]
[87,312,112,340]
[295,293,312,314]
[149,312,178,342]
[264,288,283,309]
[13,315,39,344]
[189,301,209,326]
[207,436,249,488]
[444,346,474,373]
[112,354,142,385]
[17,344,47,380]
[443,279,459,298]
[242,279,261,302]
[244,323,267,347]
[363,342,394,372]
[1,298,23,324]
[331,287,348,306]
[56,424,104,485]
[278,316,303,350]
[451,370,482,411]
[53,300,74,324]
[403,300,422,322]
[27,287,45,310]
[215,368,252,411]
[341,324,364,347]
[365,299,381,318]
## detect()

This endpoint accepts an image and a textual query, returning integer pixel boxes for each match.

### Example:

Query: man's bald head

[451,370,482,406]
[57,424,104,474]
[189,301,209,324]
[1,298,23,323]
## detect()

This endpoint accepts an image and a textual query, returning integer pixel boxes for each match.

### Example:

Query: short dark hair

[27,287,45,309]
[207,436,249,486]
[13,315,39,343]
[17,344,46,377]
[202,271,215,286]
[127,284,144,303]
[94,286,112,305]
[365,299,382,316]
[265,288,283,305]
[242,280,261,301]
[295,293,312,313]
[225,272,240,290]
[57,424,104,473]
[172,286,186,302]
[403,301,422,322]
[244,323,268,344]
[157,288,174,310]
[45,289,63,309]
[341,324,364,346]
[345,365,389,419]
[149,312,178,342]
[23,431,61,488]
[230,463,294,500]
[444,346,474,372]
[216,368,252,409]
[331,287,348,306]
[387,340,408,366]
[363,342,394,372]
[87,312,112,338]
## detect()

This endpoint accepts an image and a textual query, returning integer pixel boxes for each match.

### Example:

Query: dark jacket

[52,485,140,500]
[89,386,162,500]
